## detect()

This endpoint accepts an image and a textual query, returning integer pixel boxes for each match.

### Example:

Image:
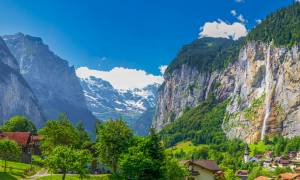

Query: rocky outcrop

[154,40,300,143]
[0,37,45,126]
[3,33,96,131]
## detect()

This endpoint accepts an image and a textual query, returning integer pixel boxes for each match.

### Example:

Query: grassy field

[0,160,36,180]
[165,141,208,158]
[36,174,112,180]
[249,141,272,157]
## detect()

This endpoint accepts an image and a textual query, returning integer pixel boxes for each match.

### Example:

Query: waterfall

[261,45,272,140]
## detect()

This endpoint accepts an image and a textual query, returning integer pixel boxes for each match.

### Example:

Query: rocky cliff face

[225,42,300,143]
[0,37,45,126]
[154,40,300,143]
[3,33,96,131]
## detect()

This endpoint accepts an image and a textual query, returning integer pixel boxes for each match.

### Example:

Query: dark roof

[182,160,221,172]
[280,159,290,164]
[0,132,31,146]
[236,170,249,176]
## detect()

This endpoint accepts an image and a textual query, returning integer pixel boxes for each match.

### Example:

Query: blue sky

[0,0,295,75]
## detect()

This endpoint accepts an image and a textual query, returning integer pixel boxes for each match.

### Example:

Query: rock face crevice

[0,37,45,126]
[154,41,300,142]
[3,33,96,131]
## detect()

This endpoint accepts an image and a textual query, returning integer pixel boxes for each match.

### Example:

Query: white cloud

[237,14,246,23]
[231,10,237,17]
[256,19,262,24]
[76,66,163,90]
[199,20,248,40]
[235,0,244,3]
[296,0,300,2]
[159,65,168,75]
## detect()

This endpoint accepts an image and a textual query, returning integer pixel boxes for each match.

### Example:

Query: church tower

[244,145,250,163]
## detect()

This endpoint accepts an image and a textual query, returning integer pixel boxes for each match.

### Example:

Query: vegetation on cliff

[165,37,244,75]
[247,2,300,47]
[159,94,229,147]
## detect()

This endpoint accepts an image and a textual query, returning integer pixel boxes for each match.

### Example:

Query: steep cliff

[2,33,96,131]
[0,37,45,126]
[154,3,300,143]
[153,37,242,131]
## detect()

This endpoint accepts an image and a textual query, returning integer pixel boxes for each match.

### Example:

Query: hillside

[165,37,244,75]
[154,2,300,143]
[247,2,300,47]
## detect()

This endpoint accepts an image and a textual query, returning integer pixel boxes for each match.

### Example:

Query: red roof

[254,176,271,180]
[0,132,31,146]
[279,173,300,180]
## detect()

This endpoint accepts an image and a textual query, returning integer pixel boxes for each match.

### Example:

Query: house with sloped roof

[236,170,249,180]
[254,176,271,180]
[180,160,224,180]
[278,173,300,180]
[0,132,33,163]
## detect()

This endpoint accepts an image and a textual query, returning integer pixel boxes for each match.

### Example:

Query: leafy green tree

[0,139,21,172]
[119,129,165,180]
[75,122,91,148]
[46,146,76,180]
[119,139,155,180]
[72,149,92,180]
[164,157,187,180]
[247,167,272,180]
[38,114,80,154]
[46,146,92,180]
[0,115,37,134]
[95,119,133,173]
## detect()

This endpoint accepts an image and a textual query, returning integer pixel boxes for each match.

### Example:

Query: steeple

[244,145,250,163]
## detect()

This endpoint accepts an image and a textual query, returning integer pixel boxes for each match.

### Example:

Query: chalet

[289,152,297,159]
[279,159,291,167]
[264,151,273,159]
[254,176,271,180]
[0,132,33,163]
[278,173,300,180]
[263,159,272,168]
[32,135,43,155]
[236,170,249,180]
[180,160,223,180]
[295,167,300,173]
[296,152,300,160]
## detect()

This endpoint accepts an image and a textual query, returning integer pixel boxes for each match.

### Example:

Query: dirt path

[26,168,49,180]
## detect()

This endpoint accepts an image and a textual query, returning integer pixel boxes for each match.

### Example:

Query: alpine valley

[1,2,300,142]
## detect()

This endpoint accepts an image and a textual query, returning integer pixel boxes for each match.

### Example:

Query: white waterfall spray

[261,45,272,140]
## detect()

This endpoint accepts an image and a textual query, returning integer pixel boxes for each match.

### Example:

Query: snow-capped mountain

[78,75,160,132]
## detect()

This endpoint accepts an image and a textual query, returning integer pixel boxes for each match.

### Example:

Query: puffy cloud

[231,10,237,16]
[237,14,246,23]
[199,20,248,40]
[256,19,262,24]
[230,10,247,24]
[76,66,163,90]
[159,65,168,75]
[296,0,300,2]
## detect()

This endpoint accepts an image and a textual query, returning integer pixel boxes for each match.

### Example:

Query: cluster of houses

[236,146,300,180]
